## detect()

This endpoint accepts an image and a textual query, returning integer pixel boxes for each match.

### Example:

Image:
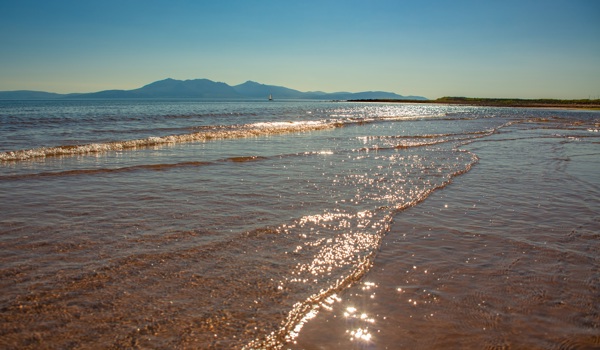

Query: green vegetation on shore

[348,97,600,109]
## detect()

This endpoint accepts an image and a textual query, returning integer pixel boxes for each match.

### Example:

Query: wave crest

[0,121,336,162]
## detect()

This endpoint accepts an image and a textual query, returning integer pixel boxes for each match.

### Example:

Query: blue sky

[1,0,599,99]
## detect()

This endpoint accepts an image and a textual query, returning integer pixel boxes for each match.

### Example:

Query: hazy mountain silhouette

[232,81,305,99]
[0,90,79,99]
[0,78,426,100]
[73,79,241,99]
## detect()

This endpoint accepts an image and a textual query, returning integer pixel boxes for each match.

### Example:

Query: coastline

[347,97,600,110]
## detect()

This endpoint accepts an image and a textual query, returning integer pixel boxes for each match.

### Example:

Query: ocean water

[0,100,598,349]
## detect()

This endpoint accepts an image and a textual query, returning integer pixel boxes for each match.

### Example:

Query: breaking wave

[0,120,337,162]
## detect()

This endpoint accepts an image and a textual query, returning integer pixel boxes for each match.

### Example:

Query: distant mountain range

[0,78,427,100]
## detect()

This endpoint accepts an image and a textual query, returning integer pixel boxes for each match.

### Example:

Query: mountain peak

[238,80,262,86]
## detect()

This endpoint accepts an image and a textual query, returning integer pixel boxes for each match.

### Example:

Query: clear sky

[1,0,599,99]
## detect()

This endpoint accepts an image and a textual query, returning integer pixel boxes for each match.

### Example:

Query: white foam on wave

[0,120,338,162]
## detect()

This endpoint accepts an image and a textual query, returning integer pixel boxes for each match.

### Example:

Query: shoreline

[290,115,600,349]
[347,97,600,110]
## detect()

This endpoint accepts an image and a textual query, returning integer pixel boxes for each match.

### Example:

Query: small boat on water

[268,94,273,101]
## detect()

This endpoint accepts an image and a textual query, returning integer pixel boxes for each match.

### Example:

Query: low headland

[348,97,600,109]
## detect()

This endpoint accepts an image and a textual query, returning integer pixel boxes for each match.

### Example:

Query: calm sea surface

[1,100,598,349]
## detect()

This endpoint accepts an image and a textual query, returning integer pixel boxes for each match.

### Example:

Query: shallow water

[292,116,600,349]
[0,100,598,349]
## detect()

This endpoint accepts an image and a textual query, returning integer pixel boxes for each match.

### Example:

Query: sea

[0,99,598,349]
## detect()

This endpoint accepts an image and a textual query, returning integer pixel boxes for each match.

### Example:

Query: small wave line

[0,121,337,162]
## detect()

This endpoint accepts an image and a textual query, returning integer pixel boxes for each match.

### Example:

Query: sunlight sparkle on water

[348,328,372,342]
[345,308,375,342]
[344,306,357,317]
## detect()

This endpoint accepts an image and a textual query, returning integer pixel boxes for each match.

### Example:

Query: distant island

[0,78,426,101]
[348,97,600,109]
[4,80,596,109]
